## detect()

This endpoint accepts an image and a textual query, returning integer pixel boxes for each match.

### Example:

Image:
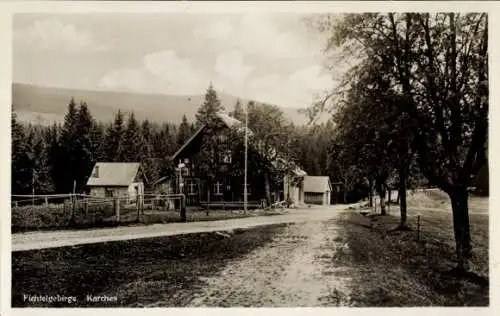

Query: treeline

[11,84,356,199]
[12,81,397,201]
[11,98,197,195]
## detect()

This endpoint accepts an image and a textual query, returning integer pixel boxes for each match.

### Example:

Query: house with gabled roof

[303,176,335,206]
[164,111,307,209]
[86,162,145,202]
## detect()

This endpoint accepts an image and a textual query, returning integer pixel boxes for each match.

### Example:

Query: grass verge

[12,223,288,307]
[328,208,488,306]
[12,207,281,233]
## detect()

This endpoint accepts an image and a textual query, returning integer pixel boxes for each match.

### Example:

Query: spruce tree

[58,98,79,192]
[11,113,32,194]
[31,130,54,194]
[195,83,224,126]
[232,99,245,122]
[75,102,94,190]
[45,123,62,193]
[177,115,192,147]
[90,121,106,162]
[105,110,125,162]
[139,119,158,184]
[123,112,142,162]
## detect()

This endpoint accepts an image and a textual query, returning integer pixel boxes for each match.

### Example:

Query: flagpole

[244,103,248,214]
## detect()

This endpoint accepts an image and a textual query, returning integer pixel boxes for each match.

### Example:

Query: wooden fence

[11,193,186,232]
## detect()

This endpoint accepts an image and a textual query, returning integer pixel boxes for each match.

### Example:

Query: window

[214,181,223,195]
[105,188,113,197]
[222,150,232,163]
[187,180,198,195]
[218,134,227,143]
[92,166,100,178]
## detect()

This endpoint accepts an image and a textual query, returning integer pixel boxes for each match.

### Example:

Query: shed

[303,176,332,206]
[86,162,144,202]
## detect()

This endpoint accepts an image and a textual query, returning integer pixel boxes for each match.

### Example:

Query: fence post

[44,197,49,207]
[417,215,421,241]
[115,197,120,223]
[70,194,76,226]
[180,195,186,222]
[141,192,144,220]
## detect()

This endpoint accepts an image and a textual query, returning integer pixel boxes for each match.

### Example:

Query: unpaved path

[12,206,347,252]
[181,214,353,307]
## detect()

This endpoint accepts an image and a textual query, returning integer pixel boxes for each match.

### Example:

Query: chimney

[93,165,99,178]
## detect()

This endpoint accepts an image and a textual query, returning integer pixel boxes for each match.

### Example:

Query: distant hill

[11,83,317,126]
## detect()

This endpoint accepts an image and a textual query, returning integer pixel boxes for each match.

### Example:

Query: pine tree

[190,122,197,135]
[105,110,125,162]
[232,99,245,121]
[177,114,192,147]
[74,102,95,190]
[31,130,54,194]
[58,98,80,192]
[166,123,178,156]
[45,123,61,193]
[90,121,106,162]
[140,119,154,158]
[11,113,32,194]
[123,112,142,162]
[139,119,159,184]
[195,83,224,126]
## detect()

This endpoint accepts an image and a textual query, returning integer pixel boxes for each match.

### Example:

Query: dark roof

[171,111,252,162]
[86,162,140,186]
[171,111,306,176]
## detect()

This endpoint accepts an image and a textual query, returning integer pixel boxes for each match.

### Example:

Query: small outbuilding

[283,168,308,206]
[86,162,144,202]
[303,176,332,206]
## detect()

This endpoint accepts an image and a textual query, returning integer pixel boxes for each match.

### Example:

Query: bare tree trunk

[376,180,387,215]
[343,184,347,204]
[379,190,386,215]
[449,186,472,272]
[368,178,373,207]
[398,165,409,229]
[264,172,271,207]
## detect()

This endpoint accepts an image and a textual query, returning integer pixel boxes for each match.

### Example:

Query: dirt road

[179,214,352,307]
[12,206,347,251]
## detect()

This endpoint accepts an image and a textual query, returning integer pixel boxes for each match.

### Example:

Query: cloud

[239,66,334,108]
[14,18,109,53]
[193,20,233,40]
[193,14,316,60]
[99,50,210,95]
[288,65,333,92]
[215,50,254,84]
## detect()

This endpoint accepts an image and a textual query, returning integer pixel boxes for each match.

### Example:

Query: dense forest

[11,83,358,199]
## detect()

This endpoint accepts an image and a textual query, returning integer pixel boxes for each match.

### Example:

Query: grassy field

[328,192,489,307]
[12,223,289,307]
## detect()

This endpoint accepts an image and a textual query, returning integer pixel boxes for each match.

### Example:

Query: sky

[13,13,337,109]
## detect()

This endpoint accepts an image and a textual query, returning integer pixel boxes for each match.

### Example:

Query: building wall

[304,192,325,205]
[324,191,331,206]
[89,186,129,200]
[89,187,106,197]
[283,175,304,205]
[127,182,144,202]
